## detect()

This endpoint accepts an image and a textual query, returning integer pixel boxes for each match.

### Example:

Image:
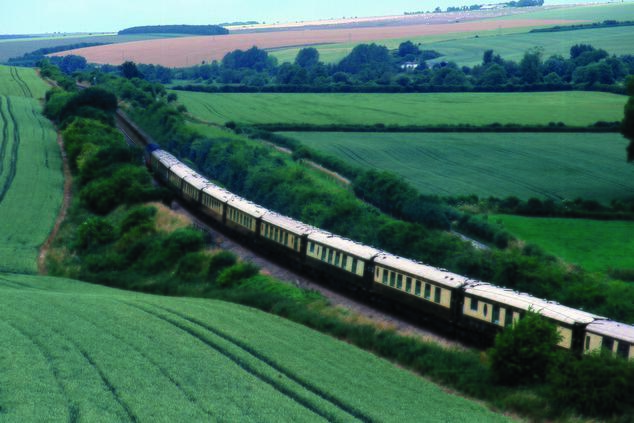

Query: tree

[59,55,87,74]
[120,61,142,79]
[489,310,561,385]
[295,47,320,68]
[398,41,421,57]
[623,76,634,161]
[520,48,543,84]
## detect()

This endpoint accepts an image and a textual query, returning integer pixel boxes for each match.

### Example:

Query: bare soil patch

[51,19,579,67]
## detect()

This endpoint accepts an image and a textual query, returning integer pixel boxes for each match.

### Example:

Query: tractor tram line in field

[0,97,20,204]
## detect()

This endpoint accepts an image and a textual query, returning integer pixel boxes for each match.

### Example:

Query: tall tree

[295,47,320,68]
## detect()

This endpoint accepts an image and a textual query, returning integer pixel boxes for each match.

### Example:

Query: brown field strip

[50,19,579,67]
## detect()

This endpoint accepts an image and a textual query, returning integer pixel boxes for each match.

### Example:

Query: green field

[0,274,507,422]
[177,91,626,127]
[499,2,634,21]
[491,214,634,273]
[425,25,634,66]
[281,131,634,202]
[0,66,63,273]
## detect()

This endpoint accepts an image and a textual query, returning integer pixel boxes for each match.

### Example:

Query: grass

[490,214,634,274]
[176,91,626,127]
[281,131,634,203]
[0,66,64,273]
[0,273,509,422]
[497,2,634,22]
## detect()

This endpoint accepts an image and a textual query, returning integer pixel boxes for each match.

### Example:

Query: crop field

[425,25,634,66]
[177,91,625,127]
[0,65,49,99]
[0,66,63,273]
[53,19,575,67]
[499,2,634,21]
[491,215,634,274]
[282,131,634,202]
[0,274,507,422]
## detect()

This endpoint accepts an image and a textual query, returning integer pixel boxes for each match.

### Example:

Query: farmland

[0,273,508,422]
[0,66,63,273]
[281,131,634,202]
[52,18,576,67]
[425,25,634,66]
[270,3,634,64]
[491,215,634,274]
[0,33,188,63]
[176,91,626,127]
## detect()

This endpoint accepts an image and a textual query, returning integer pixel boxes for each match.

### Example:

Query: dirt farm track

[51,19,577,67]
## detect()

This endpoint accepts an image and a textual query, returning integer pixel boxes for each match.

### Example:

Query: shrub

[208,250,237,280]
[216,262,260,287]
[175,252,210,281]
[76,217,115,251]
[489,311,562,386]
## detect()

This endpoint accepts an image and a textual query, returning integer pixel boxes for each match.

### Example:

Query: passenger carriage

[584,320,634,360]
[200,184,234,223]
[373,254,469,322]
[259,212,316,264]
[225,197,267,237]
[463,283,601,351]
[305,231,381,290]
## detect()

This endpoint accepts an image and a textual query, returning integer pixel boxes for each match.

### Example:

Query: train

[146,144,634,359]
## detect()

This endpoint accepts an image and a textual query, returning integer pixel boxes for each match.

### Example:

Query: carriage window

[617,342,629,358]
[585,336,591,351]
[396,274,403,289]
[328,250,334,264]
[415,280,421,296]
[389,272,396,287]
[405,277,412,292]
[483,304,488,317]
[342,256,348,269]
[352,258,358,274]
[424,284,431,299]
[470,298,478,311]
[309,242,315,253]
[603,337,615,352]
[434,288,441,303]
[382,269,388,284]
[321,247,326,260]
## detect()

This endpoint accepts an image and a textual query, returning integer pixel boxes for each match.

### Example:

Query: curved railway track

[113,109,466,349]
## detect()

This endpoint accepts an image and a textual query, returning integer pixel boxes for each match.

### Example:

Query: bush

[120,205,157,235]
[175,252,210,281]
[489,311,562,386]
[208,250,237,280]
[76,217,115,251]
[216,262,260,287]
[548,351,634,417]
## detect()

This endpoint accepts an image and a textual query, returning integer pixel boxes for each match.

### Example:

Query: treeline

[167,41,634,91]
[530,20,634,33]
[117,25,228,36]
[245,121,621,132]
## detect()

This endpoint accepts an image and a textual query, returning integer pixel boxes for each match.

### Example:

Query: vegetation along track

[116,110,465,348]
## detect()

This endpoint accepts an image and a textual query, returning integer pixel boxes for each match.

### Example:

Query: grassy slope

[491,214,634,273]
[270,3,634,64]
[0,273,508,422]
[281,131,634,203]
[0,66,63,273]
[176,91,626,127]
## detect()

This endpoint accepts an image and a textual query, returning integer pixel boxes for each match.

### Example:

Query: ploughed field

[281,131,634,202]
[0,66,63,273]
[0,274,508,422]
[491,215,634,274]
[177,91,625,127]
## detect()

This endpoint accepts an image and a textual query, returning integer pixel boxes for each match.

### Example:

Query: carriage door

[492,305,500,325]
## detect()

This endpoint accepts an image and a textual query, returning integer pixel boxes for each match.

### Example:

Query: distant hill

[118,25,228,36]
